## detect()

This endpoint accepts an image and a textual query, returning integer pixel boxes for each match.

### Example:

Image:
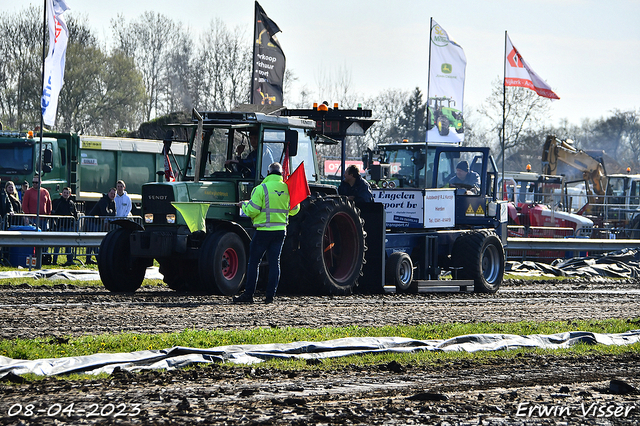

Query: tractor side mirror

[285,129,298,156]
[42,148,53,173]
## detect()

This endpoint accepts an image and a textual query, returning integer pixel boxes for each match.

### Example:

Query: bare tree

[0,6,42,130]
[112,12,178,121]
[478,77,551,165]
[198,19,251,111]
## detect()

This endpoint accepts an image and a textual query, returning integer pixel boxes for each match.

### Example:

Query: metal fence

[0,214,142,268]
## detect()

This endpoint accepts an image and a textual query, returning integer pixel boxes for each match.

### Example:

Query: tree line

[1,6,638,174]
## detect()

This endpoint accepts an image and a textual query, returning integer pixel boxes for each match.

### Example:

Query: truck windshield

[0,144,33,174]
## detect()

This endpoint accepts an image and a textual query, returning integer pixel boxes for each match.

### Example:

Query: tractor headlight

[166,214,176,224]
[144,214,153,223]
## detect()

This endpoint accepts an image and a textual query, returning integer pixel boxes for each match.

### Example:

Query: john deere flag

[41,0,70,126]
[251,2,285,106]
[505,35,560,100]
[427,19,467,143]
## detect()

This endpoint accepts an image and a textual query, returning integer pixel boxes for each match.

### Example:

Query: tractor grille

[142,184,175,216]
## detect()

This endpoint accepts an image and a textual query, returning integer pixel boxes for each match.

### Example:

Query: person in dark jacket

[52,187,78,265]
[0,180,14,219]
[5,181,22,215]
[85,188,116,264]
[338,165,374,203]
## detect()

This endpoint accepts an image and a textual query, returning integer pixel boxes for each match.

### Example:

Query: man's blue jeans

[244,230,286,298]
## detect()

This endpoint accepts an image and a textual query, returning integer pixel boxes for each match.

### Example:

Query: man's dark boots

[232,292,254,304]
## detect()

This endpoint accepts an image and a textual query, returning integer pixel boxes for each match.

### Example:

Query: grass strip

[2,318,639,361]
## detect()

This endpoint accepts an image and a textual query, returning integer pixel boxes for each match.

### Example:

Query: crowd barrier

[0,214,142,268]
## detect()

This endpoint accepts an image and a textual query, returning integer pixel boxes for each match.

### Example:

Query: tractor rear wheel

[452,230,504,293]
[299,196,366,295]
[99,228,146,292]
[198,231,246,295]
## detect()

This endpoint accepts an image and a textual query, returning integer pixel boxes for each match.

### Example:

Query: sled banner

[427,19,467,143]
[251,2,285,106]
[41,0,71,126]
[504,35,560,100]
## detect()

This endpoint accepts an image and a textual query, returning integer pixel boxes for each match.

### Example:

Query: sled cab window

[436,150,484,193]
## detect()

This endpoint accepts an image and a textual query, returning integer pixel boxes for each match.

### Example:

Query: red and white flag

[505,35,559,100]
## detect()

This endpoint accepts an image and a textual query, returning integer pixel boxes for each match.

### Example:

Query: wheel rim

[221,248,239,280]
[398,259,412,287]
[482,243,501,283]
[323,211,359,283]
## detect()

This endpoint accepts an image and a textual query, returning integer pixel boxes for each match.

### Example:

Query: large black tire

[298,196,366,295]
[386,252,415,292]
[98,228,146,292]
[451,230,504,293]
[198,231,246,295]
[437,115,450,136]
[279,196,315,294]
[158,258,199,292]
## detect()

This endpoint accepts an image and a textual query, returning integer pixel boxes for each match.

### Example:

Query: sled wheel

[98,228,146,292]
[386,252,415,293]
[199,231,246,295]
[452,230,504,293]
[301,196,366,295]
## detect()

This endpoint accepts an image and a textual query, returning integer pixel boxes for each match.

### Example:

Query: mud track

[1,278,639,425]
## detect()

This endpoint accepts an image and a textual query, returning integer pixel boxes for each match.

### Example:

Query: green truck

[0,130,188,213]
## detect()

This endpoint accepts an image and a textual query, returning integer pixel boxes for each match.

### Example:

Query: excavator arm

[542,135,607,196]
[541,135,608,215]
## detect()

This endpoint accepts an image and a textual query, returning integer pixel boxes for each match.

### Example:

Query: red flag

[285,162,310,210]
[282,145,290,181]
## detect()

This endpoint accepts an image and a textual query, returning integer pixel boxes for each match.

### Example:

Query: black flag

[251,2,285,106]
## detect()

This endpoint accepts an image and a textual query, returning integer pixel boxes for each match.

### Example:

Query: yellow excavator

[541,135,607,216]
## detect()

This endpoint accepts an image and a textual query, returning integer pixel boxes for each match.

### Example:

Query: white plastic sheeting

[1,331,639,378]
[0,267,163,281]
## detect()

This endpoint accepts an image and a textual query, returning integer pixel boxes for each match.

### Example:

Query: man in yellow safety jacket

[233,162,300,304]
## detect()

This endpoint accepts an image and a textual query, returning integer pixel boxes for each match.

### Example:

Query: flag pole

[426,17,433,146]
[36,0,48,230]
[250,1,258,104]
[501,30,507,191]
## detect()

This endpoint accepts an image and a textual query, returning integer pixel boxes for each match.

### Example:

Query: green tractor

[426,96,464,136]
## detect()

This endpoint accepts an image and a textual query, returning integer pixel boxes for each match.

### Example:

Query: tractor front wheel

[98,228,147,292]
[199,231,247,295]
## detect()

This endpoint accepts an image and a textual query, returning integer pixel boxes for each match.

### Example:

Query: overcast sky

[11,0,640,126]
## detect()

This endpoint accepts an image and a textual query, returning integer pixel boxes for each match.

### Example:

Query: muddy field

[1,278,639,425]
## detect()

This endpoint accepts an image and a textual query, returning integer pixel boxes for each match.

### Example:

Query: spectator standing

[0,180,14,222]
[52,187,78,266]
[5,182,22,214]
[85,188,116,264]
[22,176,52,215]
[18,181,29,202]
[114,180,132,217]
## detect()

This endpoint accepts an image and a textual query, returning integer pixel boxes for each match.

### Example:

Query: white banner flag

[505,35,559,100]
[41,0,71,126]
[427,20,467,143]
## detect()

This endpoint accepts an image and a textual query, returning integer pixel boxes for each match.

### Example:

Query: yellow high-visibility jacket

[241,174,300,231]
